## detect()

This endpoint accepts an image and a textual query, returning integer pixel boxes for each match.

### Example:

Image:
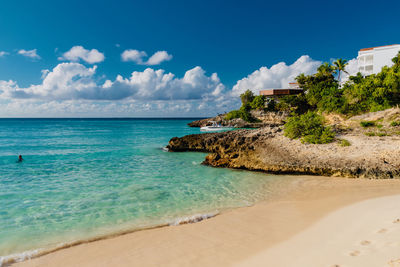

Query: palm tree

[333,58,349,83]
[317,62,335,77]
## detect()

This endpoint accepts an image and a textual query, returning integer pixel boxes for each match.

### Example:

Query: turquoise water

[0,119,284,261]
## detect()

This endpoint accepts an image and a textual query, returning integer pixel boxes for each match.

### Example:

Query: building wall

[372,46,400,73]
[358,45,400,75]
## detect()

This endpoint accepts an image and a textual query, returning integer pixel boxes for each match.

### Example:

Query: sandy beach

[13,176,400,267]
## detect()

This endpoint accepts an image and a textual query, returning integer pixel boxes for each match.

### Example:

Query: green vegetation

[284,111,335,144]
[338,138,351,147]
[276,52,400,116]
[277,94,310,114]
[377,132,388,137]
[250,95,266,110]
[225,110,243,120]
[225,90,260,122]
[333,58,349,83]
[240,89,255,106]
[391,120,400,127]
[364,131,388,137]
[360,121,375,127]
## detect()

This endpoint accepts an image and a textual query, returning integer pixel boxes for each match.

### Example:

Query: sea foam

[168,212,219,226]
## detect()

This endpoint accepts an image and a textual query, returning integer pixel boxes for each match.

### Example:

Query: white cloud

[0,98,237,118]
[0,63,224,101]
[340,58,359,84]
[59,46,105,64]
[121,49,172,65]
[0,54,331,117]
[0,51,9,57]
[232,55,321,96]
[18,49,40,59]
[105,66,224,100]
[121,49,147,64]
[146,51,173,65]
[0,63,97,100]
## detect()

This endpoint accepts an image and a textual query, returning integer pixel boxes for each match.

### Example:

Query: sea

[0,118,294,264]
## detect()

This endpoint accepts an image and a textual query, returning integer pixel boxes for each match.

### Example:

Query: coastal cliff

[167,123,400,178]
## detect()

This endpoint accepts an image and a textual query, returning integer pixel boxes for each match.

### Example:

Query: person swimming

[17,155,23,163]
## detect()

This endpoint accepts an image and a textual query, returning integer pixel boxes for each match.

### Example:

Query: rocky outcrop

[187,111,288,128]
[167,126,400,179]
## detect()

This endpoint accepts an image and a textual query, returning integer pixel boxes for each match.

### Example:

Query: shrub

[250,95,266,110]
[341,52,400,115]
[265,98,276,111]
[279,94,311,114]
[391,120,400,127]
[365,132,376,136]
[360,121,375,127]
[338,139,351,147]
[284,111,335,144]
[225,103,259,123]
[225,110,243,120]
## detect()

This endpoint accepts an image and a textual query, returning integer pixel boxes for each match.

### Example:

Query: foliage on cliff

[284,111,335,144]
[225,90,263,122]
[225,103,258,122]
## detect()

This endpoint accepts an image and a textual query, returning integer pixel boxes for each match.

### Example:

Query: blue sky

[0,0,399,117]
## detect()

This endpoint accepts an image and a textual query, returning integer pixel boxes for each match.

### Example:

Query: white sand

[238,195,400,267]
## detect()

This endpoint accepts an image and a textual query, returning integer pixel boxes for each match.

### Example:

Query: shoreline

[13,176,400,267]
[1,212,221,266]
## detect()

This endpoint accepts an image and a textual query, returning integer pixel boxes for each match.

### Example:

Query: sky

[0,0,399,117]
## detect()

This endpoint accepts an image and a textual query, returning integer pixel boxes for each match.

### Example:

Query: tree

[240,89,255,106]
[333,58,349,83]
[250,95,266,110]
[296,63,341,112]
[317,62,336,77]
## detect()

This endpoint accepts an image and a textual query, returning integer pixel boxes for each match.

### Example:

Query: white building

[357,44,400,75]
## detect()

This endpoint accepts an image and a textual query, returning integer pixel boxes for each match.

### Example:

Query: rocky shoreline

[167,120,400,178]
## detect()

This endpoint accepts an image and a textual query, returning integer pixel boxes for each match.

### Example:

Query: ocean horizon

[0,118,285,264]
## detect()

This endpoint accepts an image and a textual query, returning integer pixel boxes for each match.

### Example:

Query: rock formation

[167,125,400,179]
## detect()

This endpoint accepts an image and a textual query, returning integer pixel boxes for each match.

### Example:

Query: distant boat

[200,121,233,132]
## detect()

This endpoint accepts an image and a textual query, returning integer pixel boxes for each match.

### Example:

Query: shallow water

[0,118,288,260]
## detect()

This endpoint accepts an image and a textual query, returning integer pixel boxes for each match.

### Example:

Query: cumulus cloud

[121,49,172,65]
[0,51,9,57]
[146,51,173,65]
[0,63,97,100]
[232,55,321,96]
[104,66,224,100]
[121,49,147,64]
[0,63,224,101]
[0,54,330,117]
[340,58,359,84]
[58,46,105,64]
[0,98,237,118]
[18,49,40,59]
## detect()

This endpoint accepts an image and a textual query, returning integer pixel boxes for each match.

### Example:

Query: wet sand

[14,176,400,267]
